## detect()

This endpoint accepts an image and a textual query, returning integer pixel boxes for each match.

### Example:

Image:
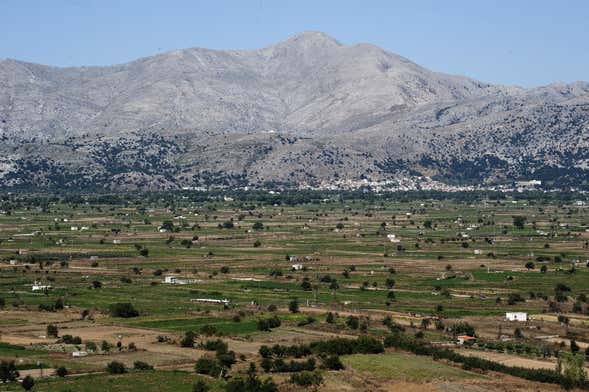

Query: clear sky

[1,0,588,87]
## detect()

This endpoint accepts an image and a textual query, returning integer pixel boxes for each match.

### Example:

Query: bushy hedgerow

[261,358,316,373]
[257,316,281,331]
[259,344,312,358]
[310,336,384,356]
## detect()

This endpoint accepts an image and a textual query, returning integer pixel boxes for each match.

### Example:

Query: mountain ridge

[0,32,588,190]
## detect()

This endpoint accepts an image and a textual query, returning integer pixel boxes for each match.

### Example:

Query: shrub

[322,355,345,370]
[290,371,323,387]
[106,361,127,374]
[0,360,20,382]
[56,366,68,377]
[46,324,58,337]
[54,297,65,310]
[61,335,82,345]
[181,331,197,348]
[101,340,111,352]
[267,358,316,373]
[346,316,359,330]
[200,324,217,336]
[216,350,236,368]
[195,357,222,377]
[257,316,281,331]
[288,299,299,314]
[21,375,35,391]
[203,339,227,352]
[133,361,153,370]
[326,312,336,324]
[297,316,316,326]
[226,373,278,392]
[451,322,476,336]
[109,303,139,318]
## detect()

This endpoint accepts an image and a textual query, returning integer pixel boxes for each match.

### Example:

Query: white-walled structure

[505,312,527,322]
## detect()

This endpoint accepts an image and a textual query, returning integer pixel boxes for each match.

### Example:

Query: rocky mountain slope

[1,32,588,190]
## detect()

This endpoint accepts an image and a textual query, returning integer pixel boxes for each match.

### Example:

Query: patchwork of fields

[0,191,588,391]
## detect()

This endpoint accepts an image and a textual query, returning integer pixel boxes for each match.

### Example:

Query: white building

[164,276,178,284]
[32,281,52,291]
[291,264,304,271]
[387,234,400,243]
[72,351,88,357]
[164,276,200,284]
[473,249,482,255]
[505,312,527,322]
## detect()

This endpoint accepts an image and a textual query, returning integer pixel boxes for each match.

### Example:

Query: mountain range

[1,31,588,190]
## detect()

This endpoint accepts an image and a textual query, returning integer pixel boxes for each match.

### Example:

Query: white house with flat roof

[505,312,527,322]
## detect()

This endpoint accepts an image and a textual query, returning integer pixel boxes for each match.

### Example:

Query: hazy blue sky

[1,0,588,87]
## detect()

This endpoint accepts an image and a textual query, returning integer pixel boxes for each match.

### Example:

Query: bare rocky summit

[1,32,588,190]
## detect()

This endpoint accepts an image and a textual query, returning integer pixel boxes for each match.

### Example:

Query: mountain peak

[272,31,342,49]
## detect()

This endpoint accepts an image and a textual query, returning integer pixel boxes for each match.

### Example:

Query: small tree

[21,375,34,391]
[513,216,526,230]
[525,261,535,270]
[288,299,299,314]
[322,355,344,370]
[346,316,359,330]
[329,280,339,297]
[106,361,127,374]
[421,318,431,330]
[101,340,111,352]
[181,331,196,348]
[0,360,19,382]
[326,312,336,324]
[195,357,222,377]
[290,371,323,389]
[133,361,153,370]
[56,366,68,377]
[46,324,58,337]
[109,302,139,318]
